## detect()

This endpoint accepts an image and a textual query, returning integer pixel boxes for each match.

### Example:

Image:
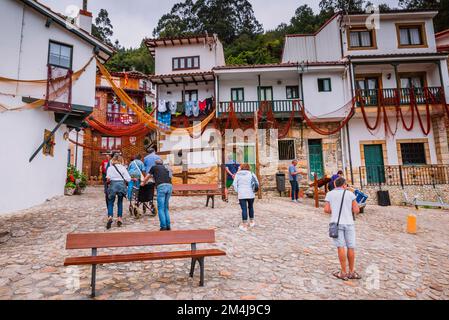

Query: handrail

[218,100,303,114]
[355,87,444,106]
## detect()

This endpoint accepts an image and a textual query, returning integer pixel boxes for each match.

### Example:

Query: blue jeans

[239,199,255,222]
[157,184,173,229]
[290,180,299,200]
[107,194,124,218]
[127,180,140,200]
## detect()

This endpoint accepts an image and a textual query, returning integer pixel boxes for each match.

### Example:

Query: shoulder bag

[329,190,346,239]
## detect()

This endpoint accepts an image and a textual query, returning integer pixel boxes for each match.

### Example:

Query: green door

[308,139,324,180]
[364,144,385,184]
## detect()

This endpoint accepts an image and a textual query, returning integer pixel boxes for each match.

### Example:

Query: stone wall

[362,184,449,206]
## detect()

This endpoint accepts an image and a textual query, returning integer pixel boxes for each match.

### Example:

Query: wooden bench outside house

[64,230,226,298]
[172,184,223,208]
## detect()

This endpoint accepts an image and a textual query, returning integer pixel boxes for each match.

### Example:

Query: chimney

[76,0,92,34]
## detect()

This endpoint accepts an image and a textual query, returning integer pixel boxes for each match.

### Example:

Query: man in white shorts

[324,177,361,281]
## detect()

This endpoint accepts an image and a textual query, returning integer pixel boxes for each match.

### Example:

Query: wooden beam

[201,75,208,85]
[191,76,198,86]
[160,78,169,88]
[170,77,179,87]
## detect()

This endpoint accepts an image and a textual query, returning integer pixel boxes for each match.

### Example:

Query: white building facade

[0,0,113,214]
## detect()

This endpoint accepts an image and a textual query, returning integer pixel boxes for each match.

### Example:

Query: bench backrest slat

[66,230,216,250]
[172,184,219,192]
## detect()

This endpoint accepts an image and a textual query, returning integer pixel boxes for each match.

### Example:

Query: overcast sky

[39,0,399,48]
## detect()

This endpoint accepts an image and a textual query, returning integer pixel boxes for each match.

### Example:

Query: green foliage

[66,165,87,189]
[92,9,114,46]
[399,0,449,32]
[106,42,155,74]
[153,0,263,44]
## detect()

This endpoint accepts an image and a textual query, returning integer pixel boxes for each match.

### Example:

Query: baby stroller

[129,182,157,219]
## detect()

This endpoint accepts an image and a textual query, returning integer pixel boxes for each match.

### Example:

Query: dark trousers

[239,199,255,222]
[290,180,299,200]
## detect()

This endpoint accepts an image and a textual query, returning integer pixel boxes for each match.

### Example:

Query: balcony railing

[106,112,138,126]
[356,87,444,107]
[218,100,302,115]
[359,165,449,188]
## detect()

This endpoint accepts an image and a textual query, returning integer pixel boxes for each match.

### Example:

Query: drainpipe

[346,57,355,184]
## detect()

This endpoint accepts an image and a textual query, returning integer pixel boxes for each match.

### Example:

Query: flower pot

[65,187,76,196]
[74,186,86,195]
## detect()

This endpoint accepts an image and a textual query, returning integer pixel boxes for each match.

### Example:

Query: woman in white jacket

[233,164,259,231]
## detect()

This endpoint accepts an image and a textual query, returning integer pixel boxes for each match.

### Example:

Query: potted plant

[65,182,76,196]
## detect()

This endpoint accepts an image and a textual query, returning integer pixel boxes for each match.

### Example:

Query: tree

[153,0,262,44]
[92,9,114,46]
[106,42,155,74]
[288,4,322,34]
[399,0,449,32]
[319,0,366,13]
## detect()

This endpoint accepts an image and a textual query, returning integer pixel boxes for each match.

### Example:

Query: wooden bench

[64,230,226,298]
[172,184,223,208]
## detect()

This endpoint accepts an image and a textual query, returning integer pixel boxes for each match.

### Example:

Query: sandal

[348,271,362,280]
[333,271,349,281]
[117,220,123,228]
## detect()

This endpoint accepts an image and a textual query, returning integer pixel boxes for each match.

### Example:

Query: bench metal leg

[206,196,210,208]
[91,248,97,298]
[198,258,205,287]
[212,196,215,209]
[189,258,197,278]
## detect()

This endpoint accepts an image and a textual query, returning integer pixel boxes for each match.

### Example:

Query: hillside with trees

[93,0,449,74]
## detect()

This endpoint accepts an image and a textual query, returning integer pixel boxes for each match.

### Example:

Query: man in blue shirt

[144,148,162,174]
[288,160,300,202]
[224,155,240,202]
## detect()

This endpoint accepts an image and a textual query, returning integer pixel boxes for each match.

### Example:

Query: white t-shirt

[107,164,131,182]
[325,188,357,225]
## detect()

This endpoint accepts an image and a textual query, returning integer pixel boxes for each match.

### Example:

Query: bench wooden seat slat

[172,184,219,192]
[66,230,215,250]
[64,249,226,266]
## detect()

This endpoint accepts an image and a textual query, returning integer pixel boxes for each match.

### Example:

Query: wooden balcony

[218,100,302,118]
[356,87,445,107]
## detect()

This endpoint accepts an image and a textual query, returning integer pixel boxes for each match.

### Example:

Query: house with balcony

[81,71,156,179]
[145,34,225,176]
[0,0,113,214]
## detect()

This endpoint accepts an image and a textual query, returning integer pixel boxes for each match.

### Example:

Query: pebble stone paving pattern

[0,187,449,300]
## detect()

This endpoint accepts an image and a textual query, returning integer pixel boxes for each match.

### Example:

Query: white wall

[0,110,69,214]
[155,42,224,75]
[0,0,97,108]
[68,130,84,171]
[343,18,437,56]
[347,117,438,168]
[158,83,215,102]
[0,0,99,214]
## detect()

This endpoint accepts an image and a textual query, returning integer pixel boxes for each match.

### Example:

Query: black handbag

[329,190,346,239]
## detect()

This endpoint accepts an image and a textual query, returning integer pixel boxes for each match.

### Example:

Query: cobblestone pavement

[1,187,449,300]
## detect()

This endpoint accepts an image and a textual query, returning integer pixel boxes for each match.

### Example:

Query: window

[184,90,198,102]
[400,74,425,89]
[231,88,244,101]
[101,137,122,150]
[258,86,273,101]
[286,86,299,99]
[397,24,427,47]
[48,41,73,69]
[278,140,296,161]
[318,78,332,92]
[401,143,427,165]
[348,28,376,49]
[172,56,200,71]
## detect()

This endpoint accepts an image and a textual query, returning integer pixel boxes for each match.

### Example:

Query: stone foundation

[362,184,449,206]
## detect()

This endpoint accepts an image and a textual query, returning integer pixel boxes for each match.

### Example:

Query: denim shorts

[333,224,356,249]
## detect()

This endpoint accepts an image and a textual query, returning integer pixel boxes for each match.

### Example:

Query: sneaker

[106,219,113,230]
[239,225,248,232]
[117,220,123,228]
[160,227,168,231]
[249,221,256,228]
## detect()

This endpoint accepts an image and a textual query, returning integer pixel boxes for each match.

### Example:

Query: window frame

[286,86,300,100]
[172,56,201,71]
[395,22,428,49]
[48,40,73,70]
[101,137,122,150]
[183,89,199,102]
[278,139,296,161]
[231,88,245,102]
[318,78,332,92]
[400,143,427,165]
[258,86,274,101]
[347,26,377,50]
